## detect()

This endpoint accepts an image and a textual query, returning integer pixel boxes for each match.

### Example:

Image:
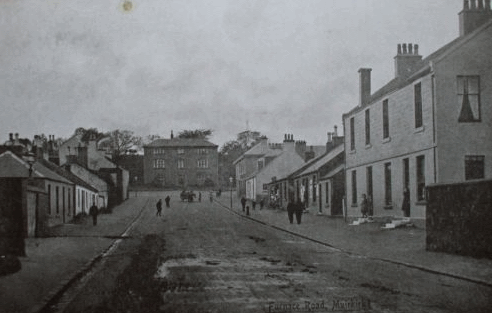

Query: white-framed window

[197,159,208,168]
[153,148,165,155]
[178,159,185,168]
[177,148,185,154]
[458,75,481,122]
[153,159,165,168]
[198,148,208,155]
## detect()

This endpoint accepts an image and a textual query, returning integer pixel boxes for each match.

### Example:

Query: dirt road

[49,192,492,313]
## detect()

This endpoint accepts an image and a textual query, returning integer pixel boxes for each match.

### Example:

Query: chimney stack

[170,130,174,139]
[459,0,492,36]
[394,43,422,78]
[358,68,372,107]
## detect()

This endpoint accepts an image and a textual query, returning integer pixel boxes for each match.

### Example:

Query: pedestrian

[240,197,246,212]
[89,203,98,226]
[360,194,368,218]
[209,191,213,202]
[402,187,410,217]
[165,196,171,208]
[198,192,202,202]
[252,200,256,210]
[246,205,250,216]
[287,200,295,224]
[259,198,264,210]
[295,199,304,224]
[156,199,163,216]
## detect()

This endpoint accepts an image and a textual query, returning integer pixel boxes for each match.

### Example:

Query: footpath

[0,197,150,313]
[216,194,492,288]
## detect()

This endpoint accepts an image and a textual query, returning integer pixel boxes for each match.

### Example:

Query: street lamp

[25,152,36,177]
[229,176,233,209]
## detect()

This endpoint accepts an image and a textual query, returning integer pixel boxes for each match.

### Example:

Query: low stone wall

[426,179,492,258]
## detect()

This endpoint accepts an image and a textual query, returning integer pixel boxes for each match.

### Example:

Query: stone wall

[426,179,492,258]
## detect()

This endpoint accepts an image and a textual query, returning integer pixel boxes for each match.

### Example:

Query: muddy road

[48,193,492,313]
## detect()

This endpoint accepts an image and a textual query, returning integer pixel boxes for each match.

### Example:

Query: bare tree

[105,130,142,163]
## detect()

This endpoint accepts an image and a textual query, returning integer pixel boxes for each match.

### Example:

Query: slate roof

[144,138,218,148]
[37,159,98,192]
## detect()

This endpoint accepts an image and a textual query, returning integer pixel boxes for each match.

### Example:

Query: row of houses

[0,132,129,239]
[235,1,492,225]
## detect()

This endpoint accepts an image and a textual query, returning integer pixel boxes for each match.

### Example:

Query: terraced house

[343,1,492,225]
[143,134,219,188]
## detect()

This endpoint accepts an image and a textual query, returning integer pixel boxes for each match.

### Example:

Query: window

[177,148,185,154]
[257,160,264,171]
[197,159,208,168]
[62,187,65,213]
[178,159,185,168]
[312,175,317,203]
[350,117,355,151]
[153,159,165,168]
[48,184,51,215]
[365,109,371,145]
[56,186,60,214]
[416,155,426,201]
[153,148,164,155]
[198,149,208,155]
[414,83,423,128]
[351,170,357,205]
[465,155,484,180]
[458,76,481,122]
[366,166,373,201]
[67,189,71,215]
[384,163,392,206]
[403,158,409,189]
[382,99,389,139]
[325,182,329,204]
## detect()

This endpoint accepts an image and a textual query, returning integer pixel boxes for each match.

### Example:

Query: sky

[0,0,463,147]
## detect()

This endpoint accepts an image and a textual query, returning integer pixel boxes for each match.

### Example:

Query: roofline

[0,150,44,177]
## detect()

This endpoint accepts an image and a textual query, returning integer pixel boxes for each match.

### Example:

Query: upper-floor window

[178,159,185,168]
[177,148,185,154]
[153,148,165,155]
[458,76,481,122]
[465,155,484,180]
[198,148,208,155]
[382,99,389,139]
[365,109,371,145]
[414,82,423,128]
[153,159,165,168]
[257,160,264,171]
[350,117,355,151]
[197,159,208,168]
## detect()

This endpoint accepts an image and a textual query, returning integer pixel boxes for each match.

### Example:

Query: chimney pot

[170,130,174,139]
[414,44,419,55]
[402,43,407,54]
[334,125,338,136]
[464,0,470,9]
[408,43,413,54]
[471,0,477,9]
[397,44,402,55]
[9,133,13,141]
[479,0,484,9]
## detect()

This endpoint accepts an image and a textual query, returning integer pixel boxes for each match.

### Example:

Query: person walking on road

[295,199,304,224]
[259,198,264,210]
[252,200,257,210]
[198,192,202,202]
[165,196,171,208]
[156,199,163,216]
[241,197,246,212]
[287,200,295,224]
[89,203,98,226]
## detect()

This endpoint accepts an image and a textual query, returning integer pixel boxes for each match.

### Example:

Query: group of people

[360,187,411,219]
[286,199,305,224]
[240,197,265,215]
[156,196,171,216]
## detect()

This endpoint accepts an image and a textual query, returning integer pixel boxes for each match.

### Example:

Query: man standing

[156,199,163,216]
[287,200,295,224]
[89,203,98,226]
[165,196,171,208]
[295,199,304,224]
[240,197,246,212]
